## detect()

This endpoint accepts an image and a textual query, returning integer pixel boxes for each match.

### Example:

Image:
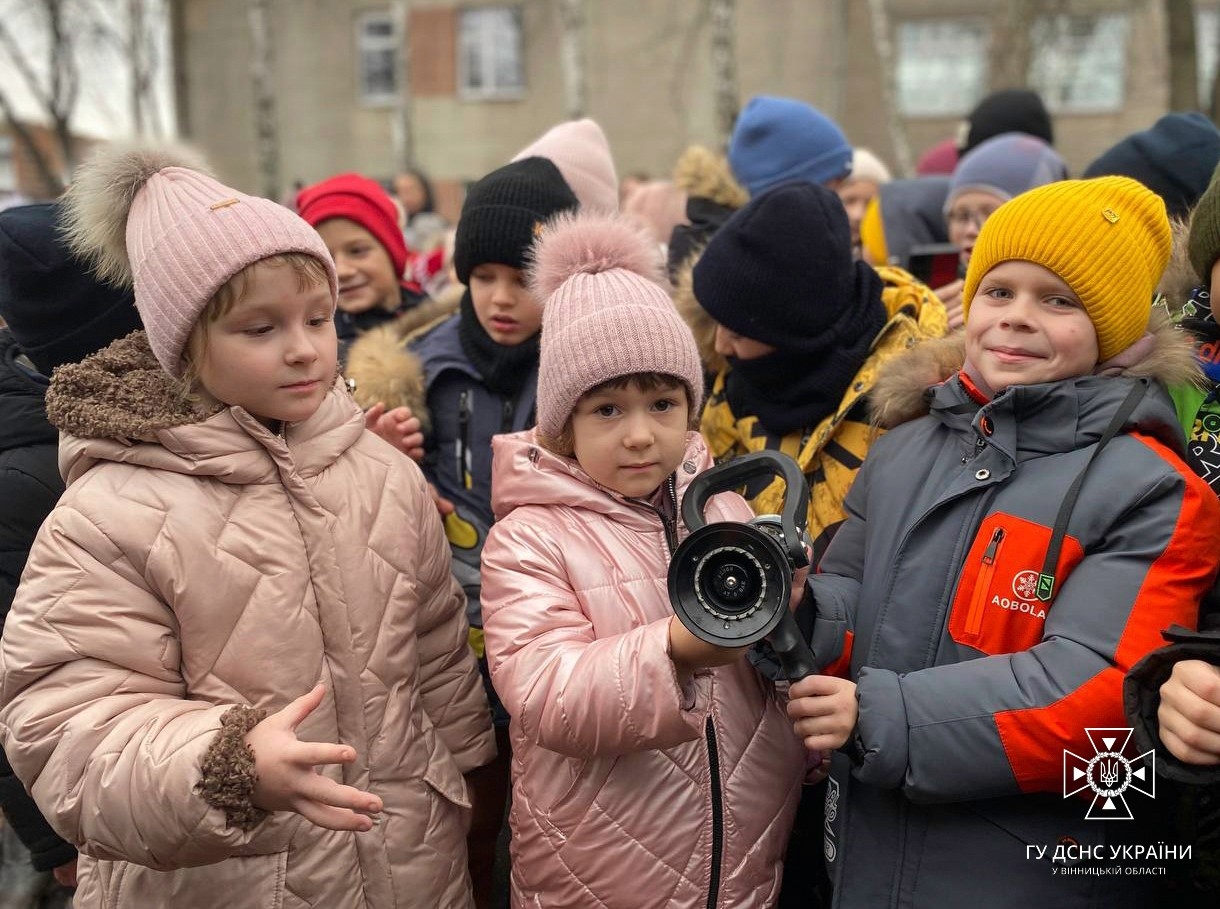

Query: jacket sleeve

[481,515,709,759]
[849,465,1220,802]
[410,469,496,774]
[0,504,299,870]
[0,458,63,624]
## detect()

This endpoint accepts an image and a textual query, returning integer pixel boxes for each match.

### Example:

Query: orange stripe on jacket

[994,433,1220,793]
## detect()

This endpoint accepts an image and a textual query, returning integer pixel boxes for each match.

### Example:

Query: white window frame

[894,18,989,119]
[1198,6,1219,110]
[355,9,400,107]
[1027,13,1129,115]
[0,135,13,194]
[458,6,525,102]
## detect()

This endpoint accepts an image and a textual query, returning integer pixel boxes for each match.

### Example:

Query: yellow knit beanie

[962,176,1171,361]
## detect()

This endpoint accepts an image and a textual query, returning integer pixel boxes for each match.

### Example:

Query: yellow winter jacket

[700,266,947,556]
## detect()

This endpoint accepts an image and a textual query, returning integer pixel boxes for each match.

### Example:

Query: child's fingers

[278,683,326,731]
[295,800,377,833]
[363,402,387,429]
[787,696,840,721]
[289,740,357,768]
[789,674,843,700]
[293,773,383,816]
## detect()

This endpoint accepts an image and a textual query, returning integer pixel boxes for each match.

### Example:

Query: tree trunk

[828,0,850,123]
[709,0,737,148]
[0,91,65,196]
[129,0,146,133]
[247,0,280,199]
[390,0,414,173]
[45,0,78,172]
[1167,0,1200,111]
[558,0,587,121]
[864,0,912,177]
[989,0,1035,91]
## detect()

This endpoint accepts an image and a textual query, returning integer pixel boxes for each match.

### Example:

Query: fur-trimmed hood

[870,311,1203,430]
[342,291,459,428]
[1159,216,1203,312]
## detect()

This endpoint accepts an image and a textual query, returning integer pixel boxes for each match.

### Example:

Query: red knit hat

[297,173,409,278]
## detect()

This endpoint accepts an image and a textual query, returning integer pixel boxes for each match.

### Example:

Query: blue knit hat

[945,132,1067,210]
[1084,113,1220,221]
[728,96,853,197]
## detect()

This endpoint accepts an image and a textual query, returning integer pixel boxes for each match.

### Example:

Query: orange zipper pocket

[965,527,1004,637]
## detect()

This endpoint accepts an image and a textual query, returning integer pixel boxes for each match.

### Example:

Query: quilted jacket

[480,430,805,908]
[805,327,1220,909]
[0,331,495,909]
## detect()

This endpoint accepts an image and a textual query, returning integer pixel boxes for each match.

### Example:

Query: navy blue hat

[1083,113,1220,221]
[728,96,853,197]
[692,181,885,353]
[0,201,140,376]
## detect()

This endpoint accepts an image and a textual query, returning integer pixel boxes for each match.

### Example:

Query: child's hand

[364,402,425,462]
[428,483,455,517]
[246,684,383,832]
[1158,660,1220,765]
[788,675,859,753]
[934,278,965,331]
[667,616,750,679]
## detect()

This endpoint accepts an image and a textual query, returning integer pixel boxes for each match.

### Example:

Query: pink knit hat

[513,119,620,214]
[531,212,704,439]
[63,144,338,377]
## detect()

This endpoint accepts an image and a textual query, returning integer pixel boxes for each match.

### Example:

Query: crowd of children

[3,87,1220,909]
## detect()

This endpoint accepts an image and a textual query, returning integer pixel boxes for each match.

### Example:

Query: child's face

[947,190,1005,270]
[197,261,337,427]
[316,219,400,315]
[713,323,776,361]
[836,179,879,251]
[570,379,690,499]
[965,260,1099,392]
[469,263,543,346]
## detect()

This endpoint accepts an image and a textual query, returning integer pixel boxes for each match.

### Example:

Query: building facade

[170,0,1215,220]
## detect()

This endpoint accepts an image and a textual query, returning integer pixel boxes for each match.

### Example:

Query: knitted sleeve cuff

[196,705,269,832]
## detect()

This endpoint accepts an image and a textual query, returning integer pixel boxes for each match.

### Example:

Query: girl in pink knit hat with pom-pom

[0,143,494,908]
[479,212,805,907]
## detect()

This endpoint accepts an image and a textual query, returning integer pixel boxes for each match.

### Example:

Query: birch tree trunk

[390,0,414,173]
[864,0,912,176]
[558,0,587,120]
[247,0,280,199]
[1167,0,1200,111]
[709,0,737,148]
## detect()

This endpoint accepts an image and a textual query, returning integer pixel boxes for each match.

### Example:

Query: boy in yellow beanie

[786,176,1220,908]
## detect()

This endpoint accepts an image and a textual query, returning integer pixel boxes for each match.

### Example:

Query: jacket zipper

[501,396,516,433]
[965,527,1004,636]
[457,390,473,490]
[705,716,724,909]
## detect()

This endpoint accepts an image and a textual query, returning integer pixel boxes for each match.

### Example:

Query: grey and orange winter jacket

[480,430,805,908]
[804,327,1220,909]
[0,331,495,909]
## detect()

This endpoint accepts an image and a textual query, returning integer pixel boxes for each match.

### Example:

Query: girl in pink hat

[0,143,494,908]
[480,211,806,907]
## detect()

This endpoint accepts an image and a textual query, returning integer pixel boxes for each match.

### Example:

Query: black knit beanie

[1085,113,1220,222]
[692,181,886,353]
[453,157,579,284]
[0,201,141,376]
[960,89,1054,156]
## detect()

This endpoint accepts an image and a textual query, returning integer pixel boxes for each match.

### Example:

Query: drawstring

[1035,379,1149,602]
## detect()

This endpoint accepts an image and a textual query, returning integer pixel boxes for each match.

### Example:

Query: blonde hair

[177,253,332,398]
[536,371,699,458]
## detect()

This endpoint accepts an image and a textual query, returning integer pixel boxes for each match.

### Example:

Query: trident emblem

[1063,728,1155,820]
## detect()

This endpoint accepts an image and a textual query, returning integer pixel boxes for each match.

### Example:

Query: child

[296,172,430,364]
[347,156,579,906]
[692,181,947,561]
[790,176,1220,908]
[480,212,805,907]
[0,145,495,908]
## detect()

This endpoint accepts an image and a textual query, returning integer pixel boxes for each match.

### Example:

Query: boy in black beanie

[346,156,578,908]
[694,181,947,561]
[0,200,142,899]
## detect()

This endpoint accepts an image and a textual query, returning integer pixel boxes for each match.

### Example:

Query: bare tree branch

[0,86,66,195]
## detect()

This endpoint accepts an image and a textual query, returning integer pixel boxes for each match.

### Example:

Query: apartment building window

[895,20,988,117]
[1028,14,1128,114]
[1199,7,1219,109]
[458,6,525,101]
[356,10,400,106]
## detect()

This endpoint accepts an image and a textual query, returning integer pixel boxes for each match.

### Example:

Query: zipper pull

[981,527,1003,564]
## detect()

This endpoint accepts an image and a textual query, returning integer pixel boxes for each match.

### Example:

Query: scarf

[457,288,540,398]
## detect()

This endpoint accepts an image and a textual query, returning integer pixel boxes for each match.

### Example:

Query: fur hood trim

[45,330,220,439]
[672,145,748,209]
[1159,216,1202,314]
[870,311,1203,430]
[343,294,460,425]
[671,254,726,376]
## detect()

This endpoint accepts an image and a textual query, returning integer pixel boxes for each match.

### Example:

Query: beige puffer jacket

[0,331,495,909]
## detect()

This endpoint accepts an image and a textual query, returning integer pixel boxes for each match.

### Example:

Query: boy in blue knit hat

[728,95,853,197]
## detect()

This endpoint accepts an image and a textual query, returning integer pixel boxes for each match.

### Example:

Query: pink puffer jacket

[481,430,804,908]
[0,332,495,909]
